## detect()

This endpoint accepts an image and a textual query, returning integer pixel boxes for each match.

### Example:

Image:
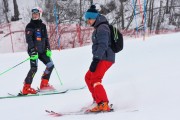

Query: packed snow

[0,32,180,120]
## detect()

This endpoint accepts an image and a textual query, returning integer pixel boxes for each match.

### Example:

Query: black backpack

[96,22,123,53]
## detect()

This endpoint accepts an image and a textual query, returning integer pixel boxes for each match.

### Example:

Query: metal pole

[143,0,147,39]
[132,0,138,38]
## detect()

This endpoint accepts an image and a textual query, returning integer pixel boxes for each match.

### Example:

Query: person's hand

[30,48,38,60]
[46,48,52,58]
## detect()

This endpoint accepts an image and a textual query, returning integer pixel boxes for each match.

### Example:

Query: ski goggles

[31,9,40,13]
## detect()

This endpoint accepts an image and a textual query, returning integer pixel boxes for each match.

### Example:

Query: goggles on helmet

[31,9,40,13]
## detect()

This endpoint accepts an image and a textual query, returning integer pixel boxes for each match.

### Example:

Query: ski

[45,104,114,117]
[37,86,86,93]
[0,86,86,99]
[45,109,114,117]
[0,90,68,99]
[45,110,85,116]
[68,86,86,91]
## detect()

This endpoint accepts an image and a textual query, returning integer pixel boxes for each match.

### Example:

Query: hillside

[0,32,180,120]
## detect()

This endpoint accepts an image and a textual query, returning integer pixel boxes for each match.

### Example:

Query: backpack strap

[95,21,109,36]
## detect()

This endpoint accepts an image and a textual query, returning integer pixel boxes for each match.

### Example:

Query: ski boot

[90,102,111,112]
[22,84,37,95]
[40,79,55,91]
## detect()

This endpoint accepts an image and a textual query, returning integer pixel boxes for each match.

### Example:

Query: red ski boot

[22,84,37,95]
[90,102,111,112]
[40,79,55,91]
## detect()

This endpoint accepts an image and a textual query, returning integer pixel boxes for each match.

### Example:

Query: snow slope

[0,33,180,120]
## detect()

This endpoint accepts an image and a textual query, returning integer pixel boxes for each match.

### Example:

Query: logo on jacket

[26,31,32,35]
[35,29,42,41]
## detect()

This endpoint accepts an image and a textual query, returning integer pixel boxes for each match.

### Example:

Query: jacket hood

[93,15,108,28]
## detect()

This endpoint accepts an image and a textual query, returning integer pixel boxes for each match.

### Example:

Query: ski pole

[0,57,30,76]
[54,65,63,85]
[51,58,63,86]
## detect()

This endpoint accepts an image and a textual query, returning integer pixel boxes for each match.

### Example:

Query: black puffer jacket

[25,19,50,53]
[91,15,115,62]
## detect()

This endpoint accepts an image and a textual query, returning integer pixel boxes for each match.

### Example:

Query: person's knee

[49,64,54,70]
[46,62,54,70]
[93,82,102,88]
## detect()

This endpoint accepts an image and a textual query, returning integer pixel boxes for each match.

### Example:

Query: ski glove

[30,48,38,60]
[46,48,52,58]
[89,58,100,72]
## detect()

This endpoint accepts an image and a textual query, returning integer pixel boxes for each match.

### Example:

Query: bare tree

[155,0,163,34]
[89,0,93,5]
[100,1,116,15]
[2,0,9,23]
[43,0,79,24]
[125,0,138,30]
[0,2,4,24]
[148,0,155,33]
[79,0,82,25]
[11,0,20,21]
[165,0,170,14]
[119,0,125,29]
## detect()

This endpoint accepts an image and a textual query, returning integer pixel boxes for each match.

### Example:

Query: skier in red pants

[84,5,115,112]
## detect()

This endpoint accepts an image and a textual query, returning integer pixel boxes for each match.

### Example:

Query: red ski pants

[85,60,113,104]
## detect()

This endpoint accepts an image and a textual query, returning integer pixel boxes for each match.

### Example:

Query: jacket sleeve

[44,25,51,50]
[25,24,35,50]
[94,24,110,60]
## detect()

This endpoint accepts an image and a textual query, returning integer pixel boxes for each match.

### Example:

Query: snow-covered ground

[0,33,180,120]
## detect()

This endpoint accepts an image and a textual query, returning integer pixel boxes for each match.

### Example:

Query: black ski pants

[24,52,54,84]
